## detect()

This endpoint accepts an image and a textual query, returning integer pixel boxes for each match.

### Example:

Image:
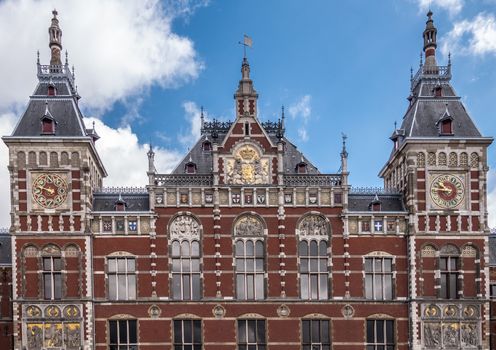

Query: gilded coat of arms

[226,145,269,185]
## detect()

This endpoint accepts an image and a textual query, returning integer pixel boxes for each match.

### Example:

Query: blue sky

[106,0,496,184]
[0,0,495,227]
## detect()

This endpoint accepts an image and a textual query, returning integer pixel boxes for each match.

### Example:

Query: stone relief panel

[421,303,480,349]
[234,214,264,237]
[297,214,329,237]
[169,215,201,240]
[23,304,82,350]
[225,144,269,185]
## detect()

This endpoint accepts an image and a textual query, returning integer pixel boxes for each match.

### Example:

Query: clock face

[430,174,464,209]
[32,173,68,209]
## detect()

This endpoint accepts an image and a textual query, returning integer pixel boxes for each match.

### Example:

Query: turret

[423,10,437,67]
[49,9,63,66]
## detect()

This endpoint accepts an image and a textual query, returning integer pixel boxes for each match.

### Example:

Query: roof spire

[37,50,40,65]
[234,35,258,119]
[423,10,437,67]
[200,105,205,133]
[49,9,63,66]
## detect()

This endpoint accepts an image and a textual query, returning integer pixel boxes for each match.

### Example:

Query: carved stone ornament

[460,323,478,348]
[27,323,44,349]
[421,245,436,258]
[234,215,264,237]
[65,323,81,348]
[63,305,80,318]
[148,305,162,319]
[225,145,269,185]
[45,305,61,318]
[442,323,459,347]
[297,215,328,237]
[155,193,163,204]
[26,305,42,318]
[443,305,458,318]
[463,305,478,318]
[169,215,201,240]
[341,304,354,319]
[277,304,290,318]
[424,322,441,348]
[424,305,440,318]
[212,304,226,319]
[461,246,477,258]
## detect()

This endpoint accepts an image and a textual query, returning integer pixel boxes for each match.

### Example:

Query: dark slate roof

[348,194,406,212]
[34,81,71,95]
[12,99,86,137]
[399,74,481,141]
[93,193,150,212]
[172,132,320,175]
[0,233,11,266]
[489,235,496,266]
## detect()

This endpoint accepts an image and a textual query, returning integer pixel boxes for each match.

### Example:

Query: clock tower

[379,11,493,349]
[2,10,106,350]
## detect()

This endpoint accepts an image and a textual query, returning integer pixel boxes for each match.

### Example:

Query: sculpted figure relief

[442,323,459,347]
[298,215,328,237]
[27,324,43,350]
[234,215,264,236]
[170,215,200,240]
[65,323,81,348]
[226,145,269,185]
[423,323,441,348]
[461,323,478,347]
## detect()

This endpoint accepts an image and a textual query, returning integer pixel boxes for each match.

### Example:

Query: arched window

[41,244,62,300]
[169,215,202,300]
[297,214,329,300]
[234,214,265,300]
[171,240,201,300]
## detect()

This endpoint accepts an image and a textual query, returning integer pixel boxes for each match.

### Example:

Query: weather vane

[238,34,253,59]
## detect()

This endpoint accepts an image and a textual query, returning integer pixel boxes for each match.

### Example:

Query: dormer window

[440,119,453,135]
[244,122,250,136]
[42,118,55,134]
[202,140,212,151]
[114,194,127,211]
[372,203,381,211]
[48,85,56,96]
[434,86,442,97]
[185,162,197,174]
[296,161,307,174]
[369,194,382,211]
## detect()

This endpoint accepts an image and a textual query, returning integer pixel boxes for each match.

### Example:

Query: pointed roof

[9,11,89,138]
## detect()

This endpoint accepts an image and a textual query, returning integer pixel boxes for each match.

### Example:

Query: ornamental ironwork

[283,174,341,187]
[154,174,213,187]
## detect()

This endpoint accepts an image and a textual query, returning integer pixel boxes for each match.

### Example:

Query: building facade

[2,10,494,350]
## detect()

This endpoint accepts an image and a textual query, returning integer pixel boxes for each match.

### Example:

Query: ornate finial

[49,9,63,65]
[410,67,413,80]
[419,52,423,67]
[448,51,451,65]
[200,105,205,131]
[92,121,95,131]
[45,99,49,114]
[394,121,397,130]
[65,50,68,65]
[341,132,348,158]
[423,10,437,67]
[37,50,40,65]
[239,34,253,59]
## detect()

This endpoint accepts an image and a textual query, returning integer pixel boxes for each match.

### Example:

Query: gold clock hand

[36,185,55,195]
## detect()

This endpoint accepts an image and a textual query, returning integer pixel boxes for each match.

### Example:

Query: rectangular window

[43,256,62,300]
[171,240,201,300]
[491,284,496,299]
[366,319,395,350]
[109,319,137,350]
[440,256,458,299]
[301,319,330,350]
[299,240,328,300]
[237,319,266,350]
[235,240,265,300]
[107,257,136,300]
[365,257,393,300]
[173,319,202,350]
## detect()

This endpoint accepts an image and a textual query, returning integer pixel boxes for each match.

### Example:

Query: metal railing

[283,174,342,187]
[154,174,213,187]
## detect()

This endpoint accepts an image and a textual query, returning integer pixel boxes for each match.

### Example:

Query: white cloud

[415,0,464,16]
[85,117,182,187]
[179,101,204,148]
[0,113,19,228]
[0,1,206,227]
[0,0,203,114]
[441,13,496,56]
[288,95,312,142]
[488,169,496,229]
